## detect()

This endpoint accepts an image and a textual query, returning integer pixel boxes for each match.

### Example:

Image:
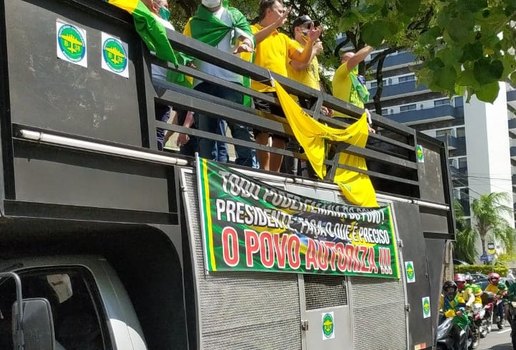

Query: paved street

[478,326,513,350]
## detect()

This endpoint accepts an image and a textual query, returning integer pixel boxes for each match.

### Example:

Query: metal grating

[182,170,302,350]
[350,277,407,350]
[304,274,347,310]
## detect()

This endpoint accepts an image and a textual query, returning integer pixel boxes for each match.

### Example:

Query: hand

[234,41,254,54]
[306,23,322,43]
[177,133,190,147]
[321,106,331,116]
[313,40,323,55]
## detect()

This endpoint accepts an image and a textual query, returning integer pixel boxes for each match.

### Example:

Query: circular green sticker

[58,24,85,62]
[423,299,430,314]
[406,263,415,279]
[322,313,334,338]
[103,38,127,73]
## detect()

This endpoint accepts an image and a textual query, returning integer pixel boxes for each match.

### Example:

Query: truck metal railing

[0,0,454,238]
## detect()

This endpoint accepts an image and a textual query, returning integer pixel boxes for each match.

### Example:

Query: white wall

[464,82,514,229]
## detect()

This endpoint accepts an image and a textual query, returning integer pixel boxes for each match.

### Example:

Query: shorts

[253,92,288,142]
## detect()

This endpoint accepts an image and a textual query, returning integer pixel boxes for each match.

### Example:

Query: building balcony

[436,134,459,150]
[386,105,463,125]
[368,51,417,70]
[508,118,516,130]
[369,80,429,99]
[508,89,516,109]
[511,146,516,158]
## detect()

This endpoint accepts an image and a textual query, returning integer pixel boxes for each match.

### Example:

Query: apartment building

[365,51,516,229]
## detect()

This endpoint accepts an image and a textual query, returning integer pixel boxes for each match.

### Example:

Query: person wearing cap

[283,15,325,177]
[332,44,373,120]
[183,0,258,168]
[250,0,322,172]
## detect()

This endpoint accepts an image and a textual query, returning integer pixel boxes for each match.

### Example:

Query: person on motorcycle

[464,273,483,307]
[439,280,470,350]
[484,272,507,327]
[454,273,475,308]
[506,280,516,349]
[455,273,482,348]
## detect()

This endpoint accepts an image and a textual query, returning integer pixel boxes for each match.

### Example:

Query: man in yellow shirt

[332,45,373,116]
[251,0,322,172]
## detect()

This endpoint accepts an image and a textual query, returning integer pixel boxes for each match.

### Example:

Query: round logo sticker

[322,313,334,338]
[57,24,86,62]
[103,38,127,73]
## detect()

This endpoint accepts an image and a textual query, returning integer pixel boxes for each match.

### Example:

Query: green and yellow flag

[107,0,179,66]
[274,80,378,207]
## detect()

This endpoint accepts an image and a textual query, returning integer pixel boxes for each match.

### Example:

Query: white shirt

[193,7,248,86]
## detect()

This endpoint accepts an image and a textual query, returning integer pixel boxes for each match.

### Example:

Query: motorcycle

[482,292,506,330]
[468,305,487,347]
[436,314,474,350]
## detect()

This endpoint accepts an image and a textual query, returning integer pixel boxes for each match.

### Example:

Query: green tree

[471,192,515,255]
[171,0,516,107]
[453,200,477,263]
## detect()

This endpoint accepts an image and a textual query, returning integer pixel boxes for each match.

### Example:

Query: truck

[0,0,455,349]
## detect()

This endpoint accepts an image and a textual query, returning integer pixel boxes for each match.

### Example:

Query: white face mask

[202,0,221,8]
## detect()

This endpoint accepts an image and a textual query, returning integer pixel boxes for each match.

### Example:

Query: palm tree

[470,192,515,255]
[453,200,477,263]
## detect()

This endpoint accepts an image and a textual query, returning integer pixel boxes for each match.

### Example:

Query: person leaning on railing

[183,0,258,168]
[250,0,322,172]
[332,44,375,133]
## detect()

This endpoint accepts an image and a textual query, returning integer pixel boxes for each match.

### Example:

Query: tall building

[365,51,516,231]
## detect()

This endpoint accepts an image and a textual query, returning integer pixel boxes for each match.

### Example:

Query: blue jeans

[194,82,257,168]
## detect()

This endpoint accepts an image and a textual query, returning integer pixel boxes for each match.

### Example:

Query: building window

[381,108,388,115]
[398,75,415,83]
[436,129,453,138]
[400,104,416,112]
[456,127,465,138]
[370,81,377,88]
[434,99,450,106]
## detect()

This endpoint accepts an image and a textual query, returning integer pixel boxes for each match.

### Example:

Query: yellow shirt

[485,283,500,294]
[251,24,298,92]
[287,40,320,90]
[332,63,363,117]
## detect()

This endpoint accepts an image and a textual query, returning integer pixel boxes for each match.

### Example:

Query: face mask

[202,0,221,8]
[158,6,170,21]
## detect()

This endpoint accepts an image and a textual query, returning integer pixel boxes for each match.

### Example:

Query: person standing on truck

[251,0,322,172]
[141,0,198,154]
[183,0,258,168]
[283,15,327,177]
[332,45,375,133]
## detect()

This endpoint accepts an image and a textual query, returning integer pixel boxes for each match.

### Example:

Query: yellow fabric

[287,40,320,90]
[251,24,298,92]
[274,80,378,207]
[332,63,363,117]
[485,283,499,294]
[107,0,138,13]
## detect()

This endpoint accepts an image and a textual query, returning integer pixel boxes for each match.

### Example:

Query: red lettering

[319,242,328,271]
[288,235,301,269]
[368,247,378,274]
[272,233,288,268]
[260,231,274,268]
[222,227,239,267]
[325,242,336,271]
[244,229,259,267]
[359,246,369,273]
[335,243,346,271]
[305,238,319,270]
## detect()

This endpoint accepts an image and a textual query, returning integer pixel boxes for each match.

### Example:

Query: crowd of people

[439,271,516,349]
[147,0,373,173]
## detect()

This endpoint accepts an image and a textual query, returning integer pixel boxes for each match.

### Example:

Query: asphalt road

[478,325,513,350]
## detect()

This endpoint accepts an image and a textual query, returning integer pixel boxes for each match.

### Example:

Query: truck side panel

[181,169,303,350]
